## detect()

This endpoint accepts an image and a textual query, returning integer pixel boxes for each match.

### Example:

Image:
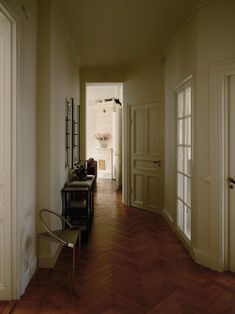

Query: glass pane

[184,147,191,176]
[177,173,184,200]
[178,120,183,145]
[185,206,191,240]
[185,87,191,116]
[184,176,191,207]
[178,92,184,118]
[177,200,184,231]
[177,147,184,172]
[184,117,191,146]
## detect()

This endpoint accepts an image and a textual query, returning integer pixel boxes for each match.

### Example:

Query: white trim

[210,58,235,272]
[194,249,211,268]
[163,208,173,224]
[122,100,129,205]
[11,17,20,299]
[164,0,217,59]
[174,74,193,92]
[0,3,19,300]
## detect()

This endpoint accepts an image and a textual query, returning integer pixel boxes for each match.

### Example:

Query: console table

[61,175,95,240]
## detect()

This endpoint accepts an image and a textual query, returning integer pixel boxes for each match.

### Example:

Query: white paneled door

[0,17,12,299]
[228,75,235,271]
[130,103,163,212]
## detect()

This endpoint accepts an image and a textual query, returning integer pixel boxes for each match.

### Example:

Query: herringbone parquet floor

[2,179,235,313]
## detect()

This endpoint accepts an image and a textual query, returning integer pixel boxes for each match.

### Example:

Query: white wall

[37,0,79,267]
[164,0,235,269]
[124,58,164,105]
[50,2,79,212]
[1,0,38,296]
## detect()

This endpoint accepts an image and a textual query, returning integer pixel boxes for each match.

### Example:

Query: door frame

[210,58,235,272]
[84,82,129,203]
[123,101,130,205]
[0,2,19,299]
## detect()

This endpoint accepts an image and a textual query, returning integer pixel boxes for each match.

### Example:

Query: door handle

[153,160,161,166]
[228,177,235,185]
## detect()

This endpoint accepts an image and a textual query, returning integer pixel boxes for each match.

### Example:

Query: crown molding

[193,0,218,10]
[52,0,80,66]
[163,0,219,58]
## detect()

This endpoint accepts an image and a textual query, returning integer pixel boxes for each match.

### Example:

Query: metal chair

[37,209,81,293]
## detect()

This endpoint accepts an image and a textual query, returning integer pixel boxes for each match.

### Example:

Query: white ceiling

[55,0,208,67]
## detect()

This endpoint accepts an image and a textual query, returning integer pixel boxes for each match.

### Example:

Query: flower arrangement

[72,161,87,180]
[94,133,111,141]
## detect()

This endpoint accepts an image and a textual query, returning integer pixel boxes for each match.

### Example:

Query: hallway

[6,179,235,313]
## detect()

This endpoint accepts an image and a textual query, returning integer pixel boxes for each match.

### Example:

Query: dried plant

[94,133,111,141]
[72,161,87,179]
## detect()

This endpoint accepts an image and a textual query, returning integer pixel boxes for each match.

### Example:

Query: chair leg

[72,246,76,293]
[78,231,81,270]
[36,236,39,280]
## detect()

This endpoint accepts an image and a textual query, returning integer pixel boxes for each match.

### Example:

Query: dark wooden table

[61,175,95,239]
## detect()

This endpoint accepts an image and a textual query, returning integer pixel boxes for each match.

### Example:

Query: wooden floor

[2,179,235,313]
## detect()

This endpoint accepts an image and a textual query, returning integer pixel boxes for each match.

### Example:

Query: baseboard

[209,254,224,272]
[163,208,173,224]
[162,209,223,271]
[194,249,212,269]
[21,256,37,296]
[162,208,194,259]
[143,207,162,215]
[21,245,62,295]
[39,244,62,268]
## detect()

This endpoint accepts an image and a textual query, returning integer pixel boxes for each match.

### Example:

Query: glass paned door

[176,84,192,241]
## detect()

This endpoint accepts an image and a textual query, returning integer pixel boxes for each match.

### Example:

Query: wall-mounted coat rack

[65,98,79,168]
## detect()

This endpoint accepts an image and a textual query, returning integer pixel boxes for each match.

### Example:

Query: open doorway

[85,83,123,190]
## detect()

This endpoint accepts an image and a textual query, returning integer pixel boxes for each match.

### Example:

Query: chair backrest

[39,209,73,245]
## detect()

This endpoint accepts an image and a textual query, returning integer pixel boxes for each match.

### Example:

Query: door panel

[131,103,163,212]
[228,75,235,271]
[145,175,158,211]
[132,174,144,208]
[0,19,12,299]
[133,107,144,155]
[146,105,159,156]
